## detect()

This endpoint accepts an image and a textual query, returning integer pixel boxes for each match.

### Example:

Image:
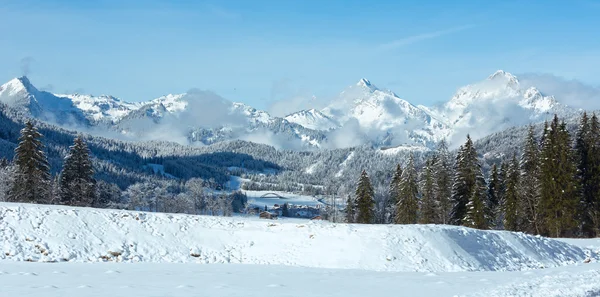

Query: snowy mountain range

[0,70,578,150]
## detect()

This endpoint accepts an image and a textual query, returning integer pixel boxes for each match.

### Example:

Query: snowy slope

[0,203,594,272]
[322,78,451,147]
[284,109,340,131]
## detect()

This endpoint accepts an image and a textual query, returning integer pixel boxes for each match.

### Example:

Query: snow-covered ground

[0,203,595,271]
[2,261,600,297]
[1,202,599,296]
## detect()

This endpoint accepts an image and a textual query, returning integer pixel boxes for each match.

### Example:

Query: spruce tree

[575,112,600,237]
[59,136,96,207]
[486,163,500,228]
[9,120,51,203]
[419,157,437,224]
[345,195,356,223]
[355,170,375,224]
[450,135,482,225]
[520,125,542,234]
[502,154,521,232]
[395,155,419,224]
[588,114,600,237]
[433,139,452,224]
[463,180,488,230]
[387,164,402,223]
[539,116,579,237]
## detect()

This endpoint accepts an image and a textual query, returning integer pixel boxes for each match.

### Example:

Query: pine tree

[502,154,521,232]
[520,125,542,234]
[450,135,483,225]
[433,139,453,224]
[486,163,500,228]
[419,157,437,224]
[345,195,356,223]
[395,155,419,224]
[539,116,579,237]
[59,136,96,207]
[387,164,402,223]
[9,120,51,203]
[575,112,600,237]
[588,114,600,237]
[355,170,375,224]
[496,160,509,229]
[463,179,488,230]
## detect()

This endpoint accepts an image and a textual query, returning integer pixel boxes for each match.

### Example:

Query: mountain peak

[0,76,37,96]
[488,70,519,85]
[357,78,373,88]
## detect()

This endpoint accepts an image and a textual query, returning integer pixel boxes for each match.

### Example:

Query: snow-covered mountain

[0,71,581,150]
[284,109,340,131]
[428,70,572,142]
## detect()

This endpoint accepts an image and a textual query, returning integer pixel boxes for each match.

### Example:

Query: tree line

[0,120,248,216]
[347,113,600,238]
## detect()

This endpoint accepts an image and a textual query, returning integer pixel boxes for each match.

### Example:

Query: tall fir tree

[355,170,375,224]
[450,135,483,225]
[419,157,437,224]
[433,139,453,224]
[496,160,509,229]
[345,195,356,223]
[387,164,403,223]
[575,112,600,237]
[59,136,96,206]
[588,114,600,236]
[395,155,419,224]
[520,125,542,234]
[502,154,521,232]
[463,178,488,230]
[486,163,500,228]
[9,120,51,203]
[539,116,579,237]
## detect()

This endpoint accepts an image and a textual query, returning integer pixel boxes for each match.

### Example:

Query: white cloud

[378,25,475,51]
[518,73,600,110]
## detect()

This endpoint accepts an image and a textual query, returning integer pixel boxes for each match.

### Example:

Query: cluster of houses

[256,203,323,220]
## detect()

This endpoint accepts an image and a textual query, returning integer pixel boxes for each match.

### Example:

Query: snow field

[0,203,596,272]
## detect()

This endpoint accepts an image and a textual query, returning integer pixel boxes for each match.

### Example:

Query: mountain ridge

[0,70,580,150]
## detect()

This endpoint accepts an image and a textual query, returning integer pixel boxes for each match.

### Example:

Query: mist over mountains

[0,70,585,151]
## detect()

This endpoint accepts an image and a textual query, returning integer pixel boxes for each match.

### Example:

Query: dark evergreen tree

[419,157,437,224]
[502,154,521,232]
[355,170,375,224]
[9,120,51,203]
[486,163,500,228]
[59,136,96,207]
[387,164,402,223]
[588,114,600,237]
[450,135,482,225]
[395,155,419,224]
[345,195,356,223]
[433,139,453,224]
[463,179,488,230]
[575,112,600,237]
[539,116,579,237]
[520,125,542,234]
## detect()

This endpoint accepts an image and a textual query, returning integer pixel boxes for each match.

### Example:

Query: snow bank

[0,203,594,272]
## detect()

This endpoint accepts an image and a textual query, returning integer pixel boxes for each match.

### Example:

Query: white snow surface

[284,109,340,131]
[1,261,600,297]
[0,203,595,273]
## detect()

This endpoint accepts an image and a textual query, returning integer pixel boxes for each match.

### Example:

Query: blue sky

[1,0,599,114]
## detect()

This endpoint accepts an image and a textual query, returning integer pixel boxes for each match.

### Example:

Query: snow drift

[0,203,593,272]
